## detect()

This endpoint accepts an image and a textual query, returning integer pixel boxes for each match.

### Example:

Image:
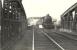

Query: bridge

[1,0,27,50]
[61,2,77,32]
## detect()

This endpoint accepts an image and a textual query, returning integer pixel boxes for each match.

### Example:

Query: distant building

[28,17,42,25]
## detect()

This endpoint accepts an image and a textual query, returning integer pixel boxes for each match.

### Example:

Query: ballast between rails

[41,31,65,50]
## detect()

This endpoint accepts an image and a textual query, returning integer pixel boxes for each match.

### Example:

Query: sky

[22,0,77,22]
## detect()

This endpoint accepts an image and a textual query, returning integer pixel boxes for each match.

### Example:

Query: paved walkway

[12,30,33,50]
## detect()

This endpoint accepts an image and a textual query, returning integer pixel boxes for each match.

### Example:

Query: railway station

[0,0,77,50]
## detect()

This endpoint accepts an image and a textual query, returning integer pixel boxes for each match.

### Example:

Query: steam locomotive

[42,14,54,29]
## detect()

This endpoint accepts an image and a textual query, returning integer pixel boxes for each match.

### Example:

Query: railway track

[41,31,65,50]
[40,29,77,50]
[34,27,63,50]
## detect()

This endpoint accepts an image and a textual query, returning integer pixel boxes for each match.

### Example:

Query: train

[42,14,54,29]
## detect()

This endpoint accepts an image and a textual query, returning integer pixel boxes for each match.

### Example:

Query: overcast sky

[22,0,77,21]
